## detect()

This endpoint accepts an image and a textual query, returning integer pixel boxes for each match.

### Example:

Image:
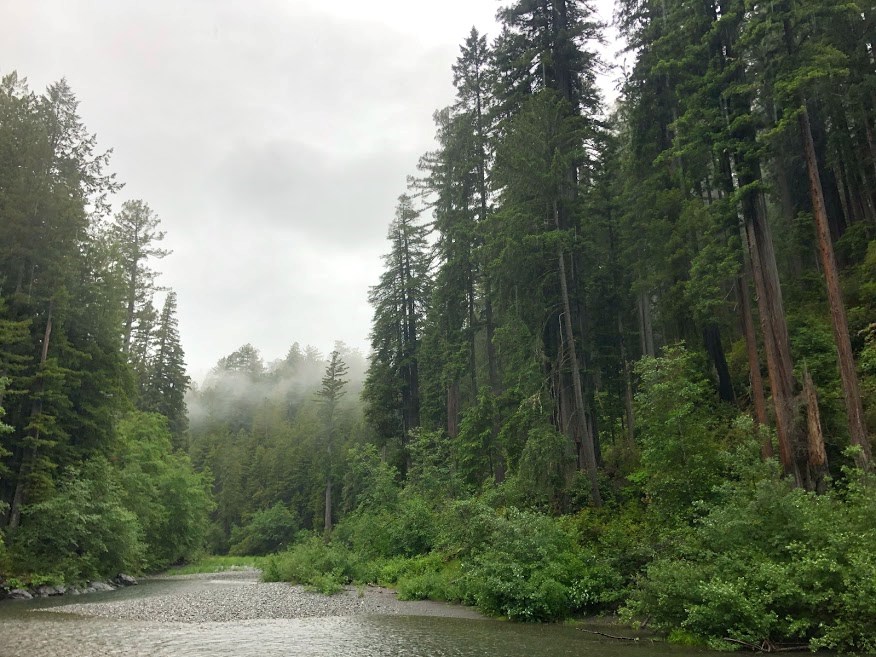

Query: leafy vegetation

[0,74,208,584]
[3,0,876,652]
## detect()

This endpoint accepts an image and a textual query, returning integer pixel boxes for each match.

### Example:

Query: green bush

[335,493,438,561]
[263,534,361,591]
[334,509,398,560]
[460,508,586,621]
[116,412,213,568]
[633,345,727,521]
[385,553,462,602]
[624,466,876,652]
[230,503,298,556]
[12,459,144,581]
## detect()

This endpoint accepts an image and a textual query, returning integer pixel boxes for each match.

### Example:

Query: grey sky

[2,0,620,382]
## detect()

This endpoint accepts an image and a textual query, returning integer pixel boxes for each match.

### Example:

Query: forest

[2,0,876,652]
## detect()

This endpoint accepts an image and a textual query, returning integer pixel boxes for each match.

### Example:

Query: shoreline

[0,573,138,602]
[37,569,486,623]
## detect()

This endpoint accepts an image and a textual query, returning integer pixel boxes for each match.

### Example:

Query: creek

[0,571,725,657]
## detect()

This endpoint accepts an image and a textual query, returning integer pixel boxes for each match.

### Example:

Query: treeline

[365,0,876,497]
[185,341,369,554]
[262,0,876,652]
[0,73,210,583]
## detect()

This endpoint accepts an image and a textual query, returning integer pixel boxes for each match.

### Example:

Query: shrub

[229,503,298,556]
[263,534,360,591]
[11,459,144,581]
[633,345,726,521]
[460,508,586,621]
[116,412,213,568]
[386,553,462,602]
[623,466,876,652]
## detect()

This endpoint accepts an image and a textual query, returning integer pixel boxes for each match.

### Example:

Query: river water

[0,574,724,657]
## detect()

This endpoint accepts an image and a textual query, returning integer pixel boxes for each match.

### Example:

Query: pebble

[41,570,482,623]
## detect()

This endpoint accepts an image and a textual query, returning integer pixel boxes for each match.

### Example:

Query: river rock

[35,585,66,597]
[87,581,115,592]
[113,574,137,587]
[7,589,33,600]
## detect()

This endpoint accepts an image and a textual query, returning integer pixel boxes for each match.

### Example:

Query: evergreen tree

[315,350,348,535]
[109,199,170,355]
[142,292,190,445]
[363,195,431,473]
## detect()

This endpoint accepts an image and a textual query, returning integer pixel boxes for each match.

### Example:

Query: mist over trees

[2,0,876,650]
[265,0,876,651]
[186,341,368,554]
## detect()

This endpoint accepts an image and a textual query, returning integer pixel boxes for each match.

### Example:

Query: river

[0,571,724,657]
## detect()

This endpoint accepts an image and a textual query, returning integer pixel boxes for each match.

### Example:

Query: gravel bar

[40,570,484,623]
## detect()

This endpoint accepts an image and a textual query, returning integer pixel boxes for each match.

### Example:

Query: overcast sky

[2,0,621,382]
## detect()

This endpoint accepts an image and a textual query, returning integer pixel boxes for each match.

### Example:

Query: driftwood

[722,637,810,653]
[576,628,640,641]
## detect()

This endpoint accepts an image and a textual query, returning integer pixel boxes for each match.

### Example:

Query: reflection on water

[0,577,720,657]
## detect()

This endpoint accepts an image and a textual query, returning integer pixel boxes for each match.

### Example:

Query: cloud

[210,139,411,247]
[2,0,618,380]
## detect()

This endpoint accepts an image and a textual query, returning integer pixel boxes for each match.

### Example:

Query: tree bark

[556,234,602,506]
[638,290,655,357]
[743,192,801,483]
[704,324,735,403]
[618,313,635,446]
[447,380,460,438]
[799,105,872,469]
[803,368,828,493]
[736,276,771,456]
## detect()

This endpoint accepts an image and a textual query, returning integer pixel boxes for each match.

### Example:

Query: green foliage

[11,459,144,581]
[229,503,298,556]
[342,444,399,513]
[405,428,465,500]
[116,411,213,569]
[624,464,876,652]
[140,292,190,442]
[460,508,586,621]
[166,555,265,575]
[263,534,359,593]
[392,553,462,602]
[633,345,726,520]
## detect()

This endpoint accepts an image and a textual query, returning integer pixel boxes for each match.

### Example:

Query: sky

[2,0,621,382]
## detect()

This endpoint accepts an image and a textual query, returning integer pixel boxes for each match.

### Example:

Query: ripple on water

[0,574,727,657]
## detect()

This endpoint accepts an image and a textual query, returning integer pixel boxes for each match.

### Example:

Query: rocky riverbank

[39,569,483,622]
[0,573,137,601]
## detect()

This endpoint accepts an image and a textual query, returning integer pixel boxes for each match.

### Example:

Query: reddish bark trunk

[799,106,872,470]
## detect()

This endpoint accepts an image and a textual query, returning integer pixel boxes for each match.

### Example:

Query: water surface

[0,575,723,657]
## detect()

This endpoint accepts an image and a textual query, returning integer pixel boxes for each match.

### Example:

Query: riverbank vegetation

[0,74,210,586]
[204,0,873,651]
[3,0,876,652]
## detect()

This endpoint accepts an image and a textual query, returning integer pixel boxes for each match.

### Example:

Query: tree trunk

[485,287,499,394]
[447,380,460,438]
[618,313,635,445]
[123,264,137,354]
[467,272,478,400]
[743,191,801,484]
[803,368,828,493]
[638,290,655,357]
[556,235,601,506]
[834,159,854,231]
[324,478,332,537]
[736,276,771,456]
[799,105,872,469]
[704,324,735,403]
[8,302,53,530]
